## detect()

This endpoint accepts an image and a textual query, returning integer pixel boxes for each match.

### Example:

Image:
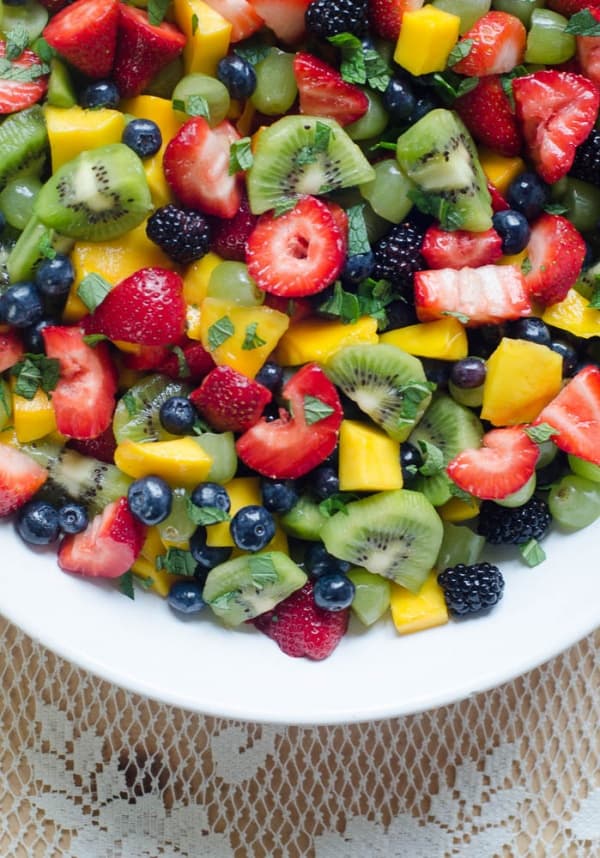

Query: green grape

[567,454,600,484]
[47,58,77,108]
[251,49,297,116]
[347,568,391,626]
[436,521,485,570]
[195,432,238,484]
[0,176,43,230]
[448,379,484,408]
[157,488,196,548]
[207,261,265,306]
[492,0,543,25]
[551,177,600,233]
[1,0,48,41]
[346,90,388,142]
[172,73,231,127]
[0,379,12,431]
[433,0,491,33]
[359,158,415,223]
[548,474,600,530]
[496,473,536,508]
[525,9,575,65]
[536,439,558,470]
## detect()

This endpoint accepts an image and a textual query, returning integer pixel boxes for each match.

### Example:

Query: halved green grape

[496,473,536,508]
[536,439,559,470]
[195,432,237,484]
[551,177,600,233]
[47,58,77,108]
[172,73,231,127]
[251,49,297,116]
[492,0,543,26]
[0,176,42,230]
[433,0,491,33]
[448,379,484,408]
[157,488,196,548]
[346,90,389,142]
[548,475,600,530]
[347,568,391,626]
[207,261,265,306]
[436,521,485,570]
[145,57,184,99]
[1,0,48,42]
[525,9,575,65]
[359,158,415,223]
[567,454,600,484]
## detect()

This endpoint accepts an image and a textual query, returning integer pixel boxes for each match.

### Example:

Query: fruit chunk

[173,0,231,75]
[12,386,57,443]
[455,76,523,158]
[42,0,119,79]
[0,444,47,515]
[541,288,600,339]
[534,365,600,467]
[390,572,448,635]
[394,6,460,75]
[421,225,503,270]
[380,318,468,360]
[249,0,311,43]
[114,437,213,488]
[0,331,24,372]
[293,52,369,127]
[478,148,525,195]
[370,0,424,40]
[347,568,391,626]
[522,214,586,307]
[0,41,48,114]
[202,0,263,41]
[275,316,378,366]
[452,11,526,76]
[338,420,402,491]
[190,365,271,432]
[576,7,600,89]
[44,105,125,172]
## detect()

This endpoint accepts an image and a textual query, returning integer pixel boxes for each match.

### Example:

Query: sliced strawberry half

[203,0,263,41]
[210,193,258,261]
[112,5,186,99]
[0,41,48,114]
[368,0,424,41]
[163,116,242,219]
[549,0,600,15]
[487,180,510,213]
[189,365,271,432]
[68,424,118,465]
[42,0,119,79]
[420,225,503,270]
[513,70,600,185]
[575,7,600,89]
[42,326,118,440]
[246,195,346,297]
[522,214,586,307]
[447,426,540,500]
[58,497,146,579]
[455,75,522,158]
[534,365,600,466]
[121,337,215,381]
[81,268,186,347]
[294,52,369,127]
[0,445,47,516]
[249,0,311,43]
[236,363,343,479]
[0,330,24,372]
[414,264,531,326]
[452,11,526,76]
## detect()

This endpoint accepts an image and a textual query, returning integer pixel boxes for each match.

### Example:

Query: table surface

[0,616,598,857]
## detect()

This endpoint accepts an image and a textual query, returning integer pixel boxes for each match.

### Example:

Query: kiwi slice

[326,343,432,442]
[6,215,73,283]
[321,489,443,592]
[34,143,153,241]
[0,105,48,192]
[247,115,375,215]
[436,521,485,572]
[113,374,192,444]
[396,108,493,232]
[280,493,330,541]
[203,551,307,626]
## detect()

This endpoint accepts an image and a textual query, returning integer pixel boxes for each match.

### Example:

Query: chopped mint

[442,309,470,325]
[396,381,436,428]
[328,32,391,91]
[588,276,600,310]
[156,548,197,577]
[193,418,210,435]
[191,12,199,35]
[209,591,237,611]
[169,345,191,379]
[565,9,600,35]
[33,37,55,64]
[314,121,332,152]
[448,482,473,503]
[408,188,464,231]
[544,203,568,216]
[249,554,279,588]
[319,493,359,518]
[11,355,60,401]
[233,38,271,67]
[186,94,210,118]
[521,255,532,275]
[37,231,57,260]
[417,441,445,477]
[118,570,136,600]
[229,137,253,174]
[273,197,297,218]
[122,391,137,417]
[319,281,361,325]
[82,333,110,347]
[304,395,336,425]
[318,278,393,329]
[187,498,230,527]
[431,72,479,104]
[346,205,371,258]
[0,382,11,424]
[77,272,112,312]
[525,423,559,443]
[0,57,49,83]
[147,0,170,26]
[520,538,546,567]
[241,321,266,351]
[370,140,398,152]
[5,26,29,61]
[447,39,473,68]
[207,315,235,351]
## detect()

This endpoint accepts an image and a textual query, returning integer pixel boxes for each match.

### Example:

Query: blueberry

[22,317,58,353]
[58,502,89,535]
[342,251,375,284]
[505,317,551,347]
[255,361,284,391]
[190,481,230,512]
[407,93,438,124]
[190,526,232,570]
[230,505,275,552]
[168,579,206,614]
[261,479,298,513]
[422,357,450,387]
[450,356,486,389]
[400,441,423,484]
[506,172,550,221]
[311,466,339,500]
[313,573,355,611]
[122,118,162,158]
[16,500,60,545]
[304,543,350,578]
[383,77,416,122]
[35,253,74,298]
[217,54,257,100]
[3,282,44,328]
[492,209,531,255]
[159,396,196,435]
[551,339,579,377]
[127,476,173,525]
[81,80,120,109]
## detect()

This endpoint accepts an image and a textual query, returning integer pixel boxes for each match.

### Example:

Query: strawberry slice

[249,0,311,43]
[210,193,258,261]
[42,0,119,79]
[245,196,346,297]
[42,326,118,440]
[522,213,586,307]
[68,424,118,465]
[252,581,349,660]
[452,11,526,76]
[294,52,369,127]
[421,225,503,270]
[487,180,510,213]
[163,116,242,219]
[189,365,271,432]
[414,265,531,326]
[534,365,600,466]
[121,337,215,381]
[0,41,48,114]
[447,426,540,500]
[513,70,600,184]
[0,330,23,372]
[203,0,263,42]
[455,75,522,158]
[112,5,186,99]
[236,363,343,479]
[58,497,146,579]
[575,7,600,89]
[368,0,424,41]
[549,0,600,15]
[0,445,47,516]
[81,268,186,347]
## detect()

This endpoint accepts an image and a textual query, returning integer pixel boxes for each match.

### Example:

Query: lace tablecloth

[0,615,598,857]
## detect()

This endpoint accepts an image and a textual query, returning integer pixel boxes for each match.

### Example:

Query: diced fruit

[69,424,117,465]
[0,331,24,372]
[421,225,503,269]
[541,288,600,339]
[390,572,448,635]
[576,7,600,89]
[275,316,378,366]
[12,386,57,443]
[394,6,461,75]
[522,213,586,307]
[190,365,271,432]
[183,252,223,306]
[454,76,522,158]
[369,0,424,40]
[293,52,369,127]
[173,0,232,76]
[534,365,600,467]
[203,0,263,41]
[452,11,527,76]
[44,105,125,172]
[478,148,526,196]
[202,476,286,547]
[0,444,47,515]
[347,568,391,626]
[249,0,311,42]
[114,437,213,488]
[380,317,468,361]
[42,0,119,79]
[436,520,484,567]
[338,420,402,492]
[438,496,480,523]
[0,41,48,114]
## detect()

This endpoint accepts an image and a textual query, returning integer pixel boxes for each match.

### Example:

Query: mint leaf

[11,355,60,400]
[442,309,470,325]
[241,321,266,351]
[431,72,479,103]
[417,441,445,477]
[447,39,473,68]
[525,423,559,444]
[363,45,392,91]
[0,57,48,83]
[448,482,473,503]
[273,197,297,218]
[328,32,391,91]
[191,12,199,35]
[521,255,532,275]
[346,204,371,257]
[589,277,600,309]
[33,37,55,64]
[565,9,600,35]
[408,188,464,231]
[370,140,398,152]
[207,315,234,351]
[187,497,230,527]
[544,203,568,216]
[229,137,253,174]
[319,281,361,325]
[37,231,56,260]
[314,121,332,152]
[233,38,271,67]
[82,333,110,347]
[248,554,279,587]
[156,548,197,577]
[6,26,29,61]
[397,381,435,428]
[303,395,335,425]
[147,0,170,26]
[169,344,190,379]
[122,390,137,417]
[77,272,112,312]
[118,570,135,600]
[519,538,546,568]
[187,94,210,118]
[318,492,359,518]
[0,381,11,425]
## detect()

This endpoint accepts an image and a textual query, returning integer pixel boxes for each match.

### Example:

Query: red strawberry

[421,225,503,270]
[548,0,600,15]
[68,424,118,465]
[203,0,263,41]
[163,116,242,219]
[522,214,586,306]
[249,0,311,43]
[42,326,118,440]
[58,497,146,579]
[368,0,424,41]
[447,426,540,500]
[487,180,510,212]
[534,365,600,466]
[263,295,314,323]
[455,76,522,157]
[0,445,47,516]
[112,5,186,99]
[575,7,600,89]
[210,193,258,261]
[252,581,349,660]
[189,365,271,432]
[236,363,343,479]
[452,11,526,76]
[42,0,119,79]
[293,52,369,127]
[0,330,23,372]
[414,265,531,326]
[81,268,186,347]
[246,195,346,297]
[0,42,48,114]
[513,70,600,184]
[157,338,215,381]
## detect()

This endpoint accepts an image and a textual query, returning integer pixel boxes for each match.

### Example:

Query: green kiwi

[34,143,153,241]
[247,115,375,215]
[436,521,485,571]
[0,105,48,192]
[113,374,193,444]
[396,108,493,232]
[280,493,329,541]
[321,489,443,592]
[203,551,307,626]
[1,0,48,42]
[6,215,73,283]
[47,58,77,108]
[326,343,432,442]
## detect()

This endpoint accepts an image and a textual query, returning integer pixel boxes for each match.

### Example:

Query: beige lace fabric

[0,616,598,857]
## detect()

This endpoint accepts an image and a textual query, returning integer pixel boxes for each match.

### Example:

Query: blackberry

[305,0,368,38]
[477,497,551,545]
[438,562,504,617]
[372,222,424,292]
[570,128,600,186]
[146,204,211,265]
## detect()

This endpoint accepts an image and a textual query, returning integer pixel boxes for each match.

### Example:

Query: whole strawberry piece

[534,365,600,466]
[522,213,586,306]
[210,194,258,261]
[421,225,503,269]
[294,52,369,126]
[455,76,522,157]
[576,7,600,88]
[252,581,349,660]
[43,0,119,79]
[190,365,271,432]
[0,445,47,516]
[452,11,526,76]
[0,330,23,372]
[0,42,48,114]
[549,0,600,14]
[369,0,423,41]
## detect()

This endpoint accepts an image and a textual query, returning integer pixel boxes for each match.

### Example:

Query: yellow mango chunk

[0,428,18,446]
[390,571,448,635]
[481,338,563,426]
[338,420,403,492]
[183,252,223,308]
[542,288,600,339]
[12,386,56,443]
[394,6,460,75]
[200,298,289,377]
[478,148,526,195]
[44,105,125,171]
[438,495,480,522]
[131,526,179,597]
[173,0,231,76]
[275,316,378,366]
[380,317,467,360]
[114,438,213,488]
[497,249,528,268]
[206,476,288,550]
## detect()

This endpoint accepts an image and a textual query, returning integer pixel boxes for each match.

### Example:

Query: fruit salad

[1,0,600,662]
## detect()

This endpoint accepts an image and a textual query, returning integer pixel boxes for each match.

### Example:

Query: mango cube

[275,316,378,366]
[44,105,125,171]
[114,438,213,488]
[206,477,288,551]
[338,420,403,492]
[173,0,231,76]
[390,571,448,635]
[478,147,526,196]
[394,6,461,75]
[183,252,223,309]
[380,317,467,360]
[542,288,600,339]
[12,386,57,443]
[438,495,480,522]
[132,526,178,597]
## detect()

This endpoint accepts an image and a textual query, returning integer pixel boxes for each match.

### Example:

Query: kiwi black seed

[0,105,48,192]
[112,374,193,444]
